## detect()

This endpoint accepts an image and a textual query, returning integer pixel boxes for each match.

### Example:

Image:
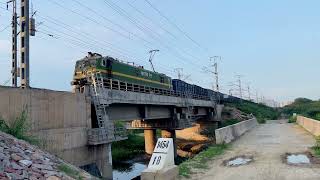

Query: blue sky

[0,0,319,103]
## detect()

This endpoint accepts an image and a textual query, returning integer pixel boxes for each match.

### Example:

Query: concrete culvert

[223,155,253,167]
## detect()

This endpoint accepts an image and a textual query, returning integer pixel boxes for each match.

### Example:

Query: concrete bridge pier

[161,129,177,158]
[144,129,157,155]
[94,144,113,180]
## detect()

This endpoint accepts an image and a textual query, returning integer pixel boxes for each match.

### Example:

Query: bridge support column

[96,144,113,180]
[144,129,157,155]
[161,129,177,159]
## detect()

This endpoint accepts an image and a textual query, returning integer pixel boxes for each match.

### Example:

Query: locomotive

[72,52,242,103]
[71,52,172,90]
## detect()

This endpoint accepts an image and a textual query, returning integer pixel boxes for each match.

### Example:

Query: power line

[36,15,175,74]
[143,0,209,53]
[0,24,10,32]
[125,0,207,64]
[103,0,204,70]
[125,0,178,41]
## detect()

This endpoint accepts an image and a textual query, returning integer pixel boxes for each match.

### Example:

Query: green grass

[0,109,38,144]
[311,136,320,157]
[227,101,280,123]
[58,163,83,180]
[112,130,145,162]
[220,119,241,128]
[179,144,228,178]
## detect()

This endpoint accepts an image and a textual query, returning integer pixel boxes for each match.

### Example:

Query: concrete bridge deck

[189,120,320,180]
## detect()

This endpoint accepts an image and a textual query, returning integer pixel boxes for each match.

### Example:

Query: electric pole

[256,90,259,103]
[7,0,18,87]
[247,85,251,101]
[236,75,243,99]
[174,68,183,80]
[210,56,221,92]
[148,49,159,72]
[20,0,30,88]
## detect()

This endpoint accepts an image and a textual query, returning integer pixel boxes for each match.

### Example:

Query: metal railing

[90,77,212,101]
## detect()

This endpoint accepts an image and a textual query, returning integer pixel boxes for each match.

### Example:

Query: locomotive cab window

[101,59,106,66]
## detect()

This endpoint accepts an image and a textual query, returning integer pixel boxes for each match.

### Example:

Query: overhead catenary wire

[103,0,205,72]
[143,0,209,54]
[41,0,205,73]
[0,24,10,32]
[35,13,176,74]
[125,0,208,64]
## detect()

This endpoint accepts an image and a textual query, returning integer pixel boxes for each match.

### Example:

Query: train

[71,52,243,103]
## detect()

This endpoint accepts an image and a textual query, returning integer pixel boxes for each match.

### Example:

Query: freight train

[71,52,242,103]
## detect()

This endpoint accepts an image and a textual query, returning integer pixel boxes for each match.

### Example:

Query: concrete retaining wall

[297,115,320,136]
[0,86,109,167]
[215,118,258,144]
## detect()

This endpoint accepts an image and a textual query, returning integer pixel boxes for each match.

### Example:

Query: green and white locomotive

[72,52,172,92]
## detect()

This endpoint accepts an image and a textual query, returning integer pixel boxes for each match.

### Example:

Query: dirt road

[189,120,320,180]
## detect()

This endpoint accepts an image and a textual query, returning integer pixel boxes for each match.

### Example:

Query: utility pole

[236,75,243,99]
[247,85,251,101]
[210,56,221,92]
[7,0,18,87]
[256,90,259,103]
[229,89,233,96]
[148,49,159,72]
[20,0,30,88]
[174,68,183,80]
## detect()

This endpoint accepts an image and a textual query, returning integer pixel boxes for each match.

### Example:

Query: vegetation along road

[184,120,320,180]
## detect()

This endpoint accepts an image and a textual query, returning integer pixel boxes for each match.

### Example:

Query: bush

[312,136,320,157]
[288,116,297,123]
[0,109,38,144]
[281,98,320,120]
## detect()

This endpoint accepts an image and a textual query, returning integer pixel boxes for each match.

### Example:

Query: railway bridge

[77,74,222,179]
[0,74,223,180]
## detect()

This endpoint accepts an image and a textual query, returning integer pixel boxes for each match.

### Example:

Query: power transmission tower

[148,49,159,72]
[7,0,18,87]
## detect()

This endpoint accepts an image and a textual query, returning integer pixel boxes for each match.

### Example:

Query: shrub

[288,116,297,123]
[0,109,38,144]
[312,136,320,157]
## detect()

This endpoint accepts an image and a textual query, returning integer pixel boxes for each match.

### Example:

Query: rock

[10,146,21,153]
[0,152,6,160]
[46,176,61,180]
[11,162,24,170]
[179,143,194,151]
[177,149,193,158]
[42,170,59,177]
[4,167,16,173]
[5,172,24,180]
[11,153,23,161]
[190,144,208,154]
[32,163,53,171]
[19,160,33,167]
[31,153,43,160]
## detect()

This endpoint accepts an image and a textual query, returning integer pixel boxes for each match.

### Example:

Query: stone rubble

[0,131,94,180]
